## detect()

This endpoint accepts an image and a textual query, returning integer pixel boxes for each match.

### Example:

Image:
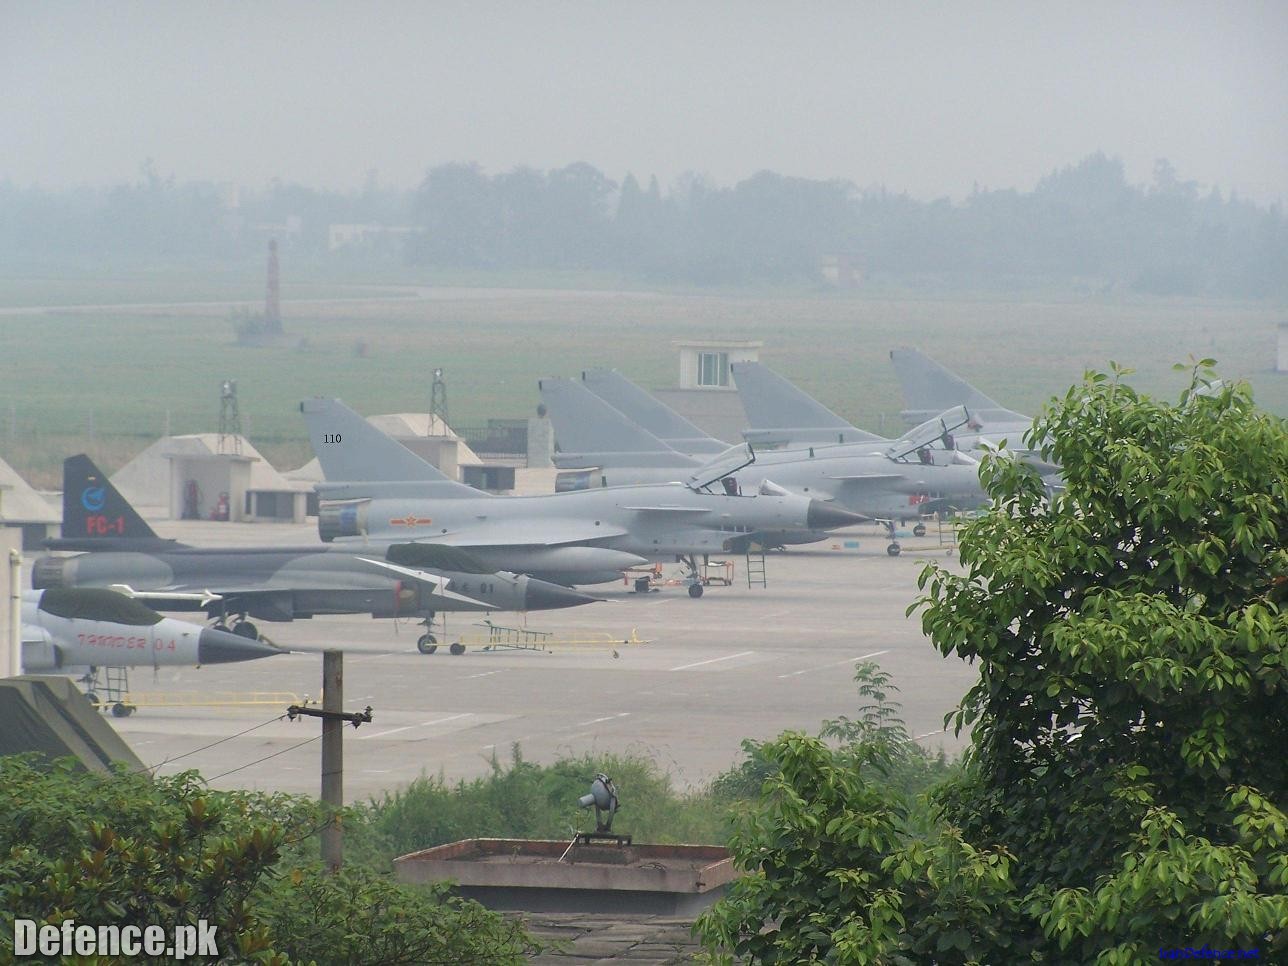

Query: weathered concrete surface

[29,516,978,802]
[396,839,733,916]
[522,913,703,964]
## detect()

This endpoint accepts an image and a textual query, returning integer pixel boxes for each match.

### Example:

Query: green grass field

[1,274,1284,487]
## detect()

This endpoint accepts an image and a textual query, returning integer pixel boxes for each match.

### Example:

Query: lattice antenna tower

[218,379,243,454]
[430,368,449,436]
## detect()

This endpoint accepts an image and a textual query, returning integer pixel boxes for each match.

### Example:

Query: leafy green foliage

[700,369,1286,962]
[259,867,536,965]
[916,366,1288,958]
[0,757,301,963]
[0,757,535,965]
[697,664,983,963]
[709,664,958,829]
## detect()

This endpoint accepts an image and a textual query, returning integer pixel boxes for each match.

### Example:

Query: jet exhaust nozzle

[31,556,70,589]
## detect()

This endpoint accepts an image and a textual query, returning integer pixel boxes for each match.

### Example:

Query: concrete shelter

[113,435,309,523]
[0,454,58,549]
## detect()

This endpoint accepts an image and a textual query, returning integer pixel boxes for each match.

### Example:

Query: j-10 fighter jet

[35,456,601,652]
[577,368,730,459]
[538,376,985,554]
[730,361,888,450]
[888,347,1034,450]
[301,398,866,596]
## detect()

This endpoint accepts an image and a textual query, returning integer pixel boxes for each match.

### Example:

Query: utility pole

[321,650,343,871]
[286,651,372,873]
[1,535,19,678]
[9,550,21,677]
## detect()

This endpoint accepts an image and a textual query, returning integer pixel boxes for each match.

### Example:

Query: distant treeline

[2,153,1284,296]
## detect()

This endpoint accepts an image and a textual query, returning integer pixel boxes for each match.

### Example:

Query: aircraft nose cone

[806,499,869,530]
[198,627,286,664]
[524,579,603,611]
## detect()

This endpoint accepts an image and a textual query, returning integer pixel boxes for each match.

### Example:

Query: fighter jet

[46,454,187,552]
[301,398,866,595]
[35,456,603,651]
[889,347,1033,450]
[21,586,284,713]
[538,377,987,553]
[730,361,887,449]
[539,376,703,488]
[22,587,282,672]
[578,369,730,458]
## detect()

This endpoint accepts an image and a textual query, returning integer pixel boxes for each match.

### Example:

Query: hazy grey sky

[4,1,1286,202]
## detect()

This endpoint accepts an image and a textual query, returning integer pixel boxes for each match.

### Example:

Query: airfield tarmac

[39,517,980,803]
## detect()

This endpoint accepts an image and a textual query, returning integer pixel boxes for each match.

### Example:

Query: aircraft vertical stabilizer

[301,398,453,483]
[539,377,697,469]
[46,455,184,551]
[580,369,728,455]
[730,362,884,447]
[889,348,1028,424]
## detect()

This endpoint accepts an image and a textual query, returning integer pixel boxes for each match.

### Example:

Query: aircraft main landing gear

[913,523,927,538]
[688,583,704,598]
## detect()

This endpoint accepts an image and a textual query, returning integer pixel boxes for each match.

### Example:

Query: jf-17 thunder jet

[33,456,601,653]
[538,375,986,555]
[21,586,283,714]
[301,398,866,595]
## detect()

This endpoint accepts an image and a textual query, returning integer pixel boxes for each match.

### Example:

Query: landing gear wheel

[232,621,259,640]
[85,691,100,707]
[417,634,438,654]
[887,542,902,557]
[913,523,927,538]
[449,642,466,656]
[688,583,704,599]
[634,576,651,594]
[213,622,229,633]
[111,702,134,718]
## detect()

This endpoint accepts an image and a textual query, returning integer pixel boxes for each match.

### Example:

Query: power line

[149,713,287,773]
[206,734,321,783]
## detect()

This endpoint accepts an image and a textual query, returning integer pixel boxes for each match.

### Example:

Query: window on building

[698,351,730,387]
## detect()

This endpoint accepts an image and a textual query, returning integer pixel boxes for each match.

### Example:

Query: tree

[918,364,1287,960]
[698,367,1287,962]
[0,758,537,964]
[695,666,1003,964]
